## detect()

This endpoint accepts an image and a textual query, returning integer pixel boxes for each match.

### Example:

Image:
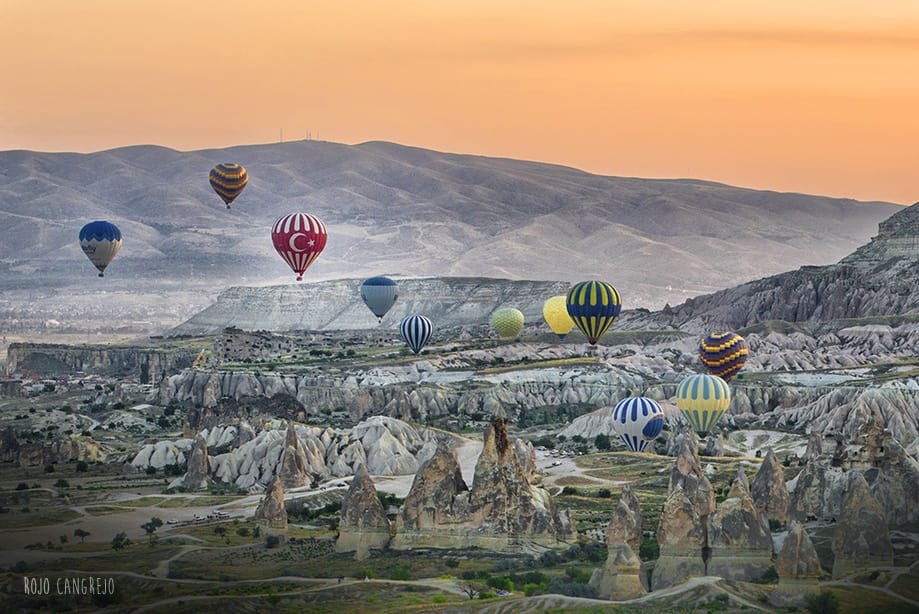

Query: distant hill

[0,140,901,336]
[169,277,570,336]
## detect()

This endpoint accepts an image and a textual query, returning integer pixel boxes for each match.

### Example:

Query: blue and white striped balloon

[399,314,433,355]
[611,396,665,453]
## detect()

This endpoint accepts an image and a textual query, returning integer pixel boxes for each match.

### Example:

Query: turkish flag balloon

[271,213,328,281]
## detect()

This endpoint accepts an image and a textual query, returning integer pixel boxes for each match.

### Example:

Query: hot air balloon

[79,221,122,277]
[676,374,732,435]
[209,163,248,209]
[400,315,433,355]
[611,396,666,452]
[492,307,525,339]
[699,332,749,382]
[566,280,622,346]
[360,277,398,322]
[543,295,575,340]
[271,213,327,281]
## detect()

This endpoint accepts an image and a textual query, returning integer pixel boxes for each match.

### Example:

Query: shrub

[754,565,779,584]
[76,461,88,472]
[565,566,592,584]
[546,578,597,598]
[639,537,659,561]
[445,558,459,569]
[805,590,839,614]
[524,582,543,596]
[538,550,560,567]
[596,488,612,498]
[432,595,447,604]
[486,576,513,591]
[561,486,580,496]
[265,534,282,548]
[478,591,495,600]
[391,567,411,581]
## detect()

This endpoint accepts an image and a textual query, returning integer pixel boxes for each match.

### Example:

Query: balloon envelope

[492,308,525,339]
[543,295,575,339]
[611,396,665,452]
[79,221,122,277]
[209,163,248,208]
[400,315,433,355]
[271,213,328,281]
[699,332,749,382]
[360,277,399,321]
[566,281,622,345]
[676,374,732,435]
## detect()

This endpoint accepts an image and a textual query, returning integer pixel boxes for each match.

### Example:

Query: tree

[461,583,482,600]
[594,433,612,451]
[111,532,131,550]
[74,528,90,543]
[142,517,163,535]
[54,479,69,488]
[76,460,88,472]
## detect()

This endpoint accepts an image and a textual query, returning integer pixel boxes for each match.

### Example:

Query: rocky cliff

[179,436,209,491]
[336,464,392,559]
[589,486,646,600]
[158,322,919,450]
[788,421,919,527]
[629,201,919,332]
[2,432,109,467]
[254,477,288,537]
[750,449,789,523]
[651,435,715,590]
[706,468,774,582]
[131,416,443,491]
[831,472,894,579]
[391,417,575,552]
[6,342,196,381]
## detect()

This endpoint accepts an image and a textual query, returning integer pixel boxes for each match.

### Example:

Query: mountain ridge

[0,140,901,337]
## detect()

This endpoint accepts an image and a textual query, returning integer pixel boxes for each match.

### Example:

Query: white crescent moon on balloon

[288,233,308,252]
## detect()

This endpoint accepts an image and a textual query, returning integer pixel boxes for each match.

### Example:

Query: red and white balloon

[271,213,328,281]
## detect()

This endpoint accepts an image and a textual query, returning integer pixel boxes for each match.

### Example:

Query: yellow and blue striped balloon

[565,280,622,345]
[676,374,732,435]
[209,163,248,209]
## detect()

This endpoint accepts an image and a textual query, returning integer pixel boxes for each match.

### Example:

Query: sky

[2,1,918,204]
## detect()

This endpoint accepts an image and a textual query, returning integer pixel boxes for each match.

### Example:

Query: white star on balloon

[308,240,315,246]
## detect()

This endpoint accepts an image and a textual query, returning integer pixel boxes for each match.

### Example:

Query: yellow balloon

[543,295,575,339]
[492,307,525,339]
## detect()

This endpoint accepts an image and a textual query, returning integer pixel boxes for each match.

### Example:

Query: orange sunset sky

[2,0,918,204]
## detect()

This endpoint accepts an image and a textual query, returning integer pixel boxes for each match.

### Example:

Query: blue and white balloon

[399,314,433,355]
[611,396,665,452]
[79,221,122,277]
